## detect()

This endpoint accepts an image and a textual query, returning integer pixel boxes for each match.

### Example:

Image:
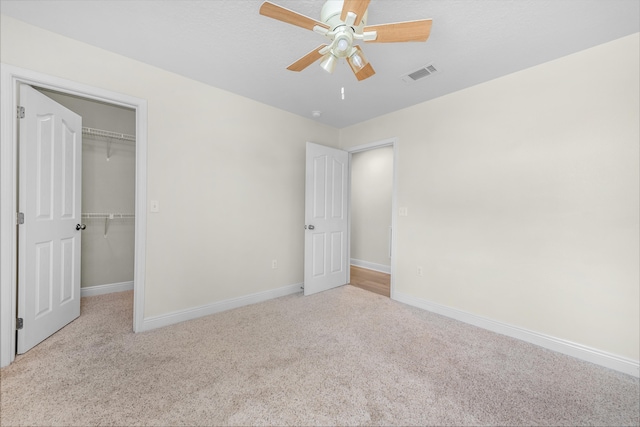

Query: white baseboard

[394,291,639,378]
[350,259,391,274]
[142,283,303,332]
[81,281,134,297]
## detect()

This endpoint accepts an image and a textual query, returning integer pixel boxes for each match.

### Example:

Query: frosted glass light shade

[336,39,349,53]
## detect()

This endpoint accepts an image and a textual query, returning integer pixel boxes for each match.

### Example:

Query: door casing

[0,64,148,368]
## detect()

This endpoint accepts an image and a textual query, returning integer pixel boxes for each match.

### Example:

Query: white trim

[346,138,398,299]
[395,291,640,378]
[350,259,391,274]
[81,281,134,297]
[347,139,396,153]
[0,64,18,368]
[142,283,303,331]
[0,64,148,368]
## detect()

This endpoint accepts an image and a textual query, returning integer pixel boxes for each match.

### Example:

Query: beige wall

[350,147,393,268]
[1,15,340,317]
[340,33,640,360]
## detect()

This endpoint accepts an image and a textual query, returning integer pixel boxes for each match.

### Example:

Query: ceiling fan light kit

[320,53,338,74]
[259,0,433,82]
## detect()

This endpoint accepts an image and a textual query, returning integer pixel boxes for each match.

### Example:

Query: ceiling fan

[259,0,433,81]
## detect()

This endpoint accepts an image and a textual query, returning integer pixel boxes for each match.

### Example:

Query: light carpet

[1,286,638,426]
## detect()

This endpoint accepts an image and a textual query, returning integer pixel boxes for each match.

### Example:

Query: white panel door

[18,85,82,354]
[304,142,349,296]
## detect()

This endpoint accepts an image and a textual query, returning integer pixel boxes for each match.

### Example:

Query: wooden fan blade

[354,62,375,81]
[287,45,329,72]
[364,19,432,43]
[340,0,371,26]
[259,1,330,32]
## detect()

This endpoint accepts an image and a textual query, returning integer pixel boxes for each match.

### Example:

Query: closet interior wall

[36,88,136,290]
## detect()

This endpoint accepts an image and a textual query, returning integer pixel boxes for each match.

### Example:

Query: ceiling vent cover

[401,64,439,84]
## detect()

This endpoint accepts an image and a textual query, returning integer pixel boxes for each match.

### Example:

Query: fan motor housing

[321,0,368,32]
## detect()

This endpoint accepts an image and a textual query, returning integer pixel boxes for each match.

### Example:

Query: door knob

[307,225,315,230]
[76,224,86,230]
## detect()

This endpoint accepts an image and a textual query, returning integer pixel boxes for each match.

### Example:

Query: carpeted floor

[1,286,638,426]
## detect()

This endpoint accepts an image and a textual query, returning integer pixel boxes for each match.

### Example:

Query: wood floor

[349,265,390,297]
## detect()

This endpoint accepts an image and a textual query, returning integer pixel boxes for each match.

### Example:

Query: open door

[304,142,349,295]
[17,85,83,353]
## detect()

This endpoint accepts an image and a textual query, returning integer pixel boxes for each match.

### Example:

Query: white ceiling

[1,0,638,128]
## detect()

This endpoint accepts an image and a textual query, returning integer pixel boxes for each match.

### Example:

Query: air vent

[401,63,439,84]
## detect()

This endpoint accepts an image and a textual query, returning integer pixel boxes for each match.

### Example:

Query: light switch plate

[150,200,160,212]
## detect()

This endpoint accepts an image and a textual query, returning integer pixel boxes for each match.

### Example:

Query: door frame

[346,137,398,299]
[0,64,148,368]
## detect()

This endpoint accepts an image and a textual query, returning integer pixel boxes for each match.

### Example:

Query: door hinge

[16,318,23,330]
[17,212,24,225]
[17,106,25,119]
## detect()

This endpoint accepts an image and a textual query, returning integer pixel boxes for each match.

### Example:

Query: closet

[36,88,136,296]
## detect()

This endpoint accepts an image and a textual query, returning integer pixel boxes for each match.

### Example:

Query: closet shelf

[82,127,135,143]
[82,127,135,161]
[82,213,135,219]
[81,213,135,238]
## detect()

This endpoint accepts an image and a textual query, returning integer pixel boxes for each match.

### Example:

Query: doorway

[35,88,137,298]
[347,138,398,298]
[0,65,148,368]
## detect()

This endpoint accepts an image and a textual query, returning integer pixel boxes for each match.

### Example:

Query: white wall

[340,33,640,361]
[1,15,340,318]
[350,147,393,270]
[37,89,136,289]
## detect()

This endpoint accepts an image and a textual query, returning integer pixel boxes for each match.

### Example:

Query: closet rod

[82,127,136,143]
